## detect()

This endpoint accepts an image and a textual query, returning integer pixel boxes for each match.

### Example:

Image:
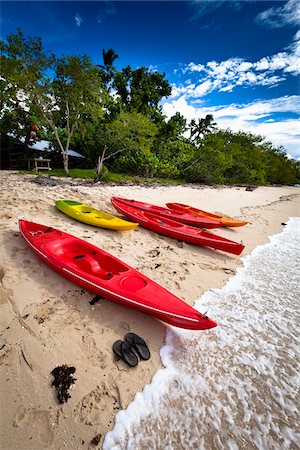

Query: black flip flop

[112,340,123,360]
[125,333,151,360]
[112,340,138,367]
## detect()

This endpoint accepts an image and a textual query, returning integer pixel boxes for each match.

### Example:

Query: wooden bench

[34,158,51,172]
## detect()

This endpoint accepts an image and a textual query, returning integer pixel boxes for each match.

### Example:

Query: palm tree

[97,48,119,86]
[189,114,217,143]
[100,48,119,71]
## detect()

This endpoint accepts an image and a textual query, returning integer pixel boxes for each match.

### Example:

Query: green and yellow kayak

[55,200,138,231]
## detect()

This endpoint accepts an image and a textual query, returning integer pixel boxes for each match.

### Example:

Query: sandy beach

[0,171,299,450]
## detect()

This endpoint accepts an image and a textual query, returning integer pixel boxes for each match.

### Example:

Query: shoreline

[104,216,300,449]
[0,171,299,449]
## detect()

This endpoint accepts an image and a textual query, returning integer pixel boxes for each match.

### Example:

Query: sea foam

[104,218,300,450]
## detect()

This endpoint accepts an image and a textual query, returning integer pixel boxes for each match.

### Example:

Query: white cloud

[248,120,300,156]
[148,65,158,72]
[259,75,285,87]
[97,0,117,23]
[193,80,213,97]
[184,62,205,73]
[174,32,300,101]
[189,0,243,24]
[171,82,200,99]
[75,14,83,27]
[171,85,188,98]
[160,6,300,158]
[254,58,270,71]
[256,0,300,28]
[290,30,300,55]
[237,62,253,72]
[190,0,228,20]
[162,95,300,158]
[163,30,300,158]
[163,96,196,124]
[236,71,257,85]
[219,84,235,93]
[212,96,300,121]
[254,36,300,75]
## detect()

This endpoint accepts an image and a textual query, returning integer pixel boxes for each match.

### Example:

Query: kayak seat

[30,229,63,240]
[43,239,127,277]
[72,254,113,280]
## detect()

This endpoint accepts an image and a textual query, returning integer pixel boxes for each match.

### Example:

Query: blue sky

[1,0,299,158]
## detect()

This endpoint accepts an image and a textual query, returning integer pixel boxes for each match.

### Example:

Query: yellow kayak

[55,200,138,231]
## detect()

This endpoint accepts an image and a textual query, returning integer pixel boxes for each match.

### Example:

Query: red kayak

[111,198,245,255]
[19,220,217,330]
[112,197,222,229]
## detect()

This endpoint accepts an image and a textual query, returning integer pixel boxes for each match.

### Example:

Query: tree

[0,29,54,139]
[90,112,158,179]
[182,129,300,185]
[262,143,300,184]
[101,48,119,70]
[113,66,171,116]
[97,48,119,87]
[1,30,104,173]
[44,54,103,172]
[220,130,267,184]
[188,114,217,144]
[158,112,187,140]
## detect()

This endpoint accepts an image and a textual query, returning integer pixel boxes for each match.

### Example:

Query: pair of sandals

[113,333,150,367]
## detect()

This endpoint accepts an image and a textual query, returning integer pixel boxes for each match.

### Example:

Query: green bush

[112,150,180,178]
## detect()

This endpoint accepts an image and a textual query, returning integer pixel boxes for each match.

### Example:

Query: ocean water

[104,218,300,450]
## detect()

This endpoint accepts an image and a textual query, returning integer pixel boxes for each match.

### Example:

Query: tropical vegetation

[1,29,299,185]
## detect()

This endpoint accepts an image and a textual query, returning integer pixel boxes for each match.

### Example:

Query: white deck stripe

[114,204,235,243]
[20,228,49,259]
[63,268,198,323]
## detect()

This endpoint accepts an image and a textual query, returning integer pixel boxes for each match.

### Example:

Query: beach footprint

[0,343,18,366]
[13,406,54,448]
[81,335,107,369]
[73,382,119,426]
[118,321,130,333]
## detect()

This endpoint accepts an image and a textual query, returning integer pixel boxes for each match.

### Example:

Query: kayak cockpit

[71,254,115,279]
[143,211,184,228]
[28,227,63,240]
[42,238,129,279]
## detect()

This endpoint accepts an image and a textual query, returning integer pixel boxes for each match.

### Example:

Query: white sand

[0,171,299,449]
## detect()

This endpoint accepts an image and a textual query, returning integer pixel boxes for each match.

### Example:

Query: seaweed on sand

[90,434,102,446]
[89,295,105,305]
[51,365,76,404]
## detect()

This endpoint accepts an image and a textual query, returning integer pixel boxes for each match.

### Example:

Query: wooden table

[34,158,51,172]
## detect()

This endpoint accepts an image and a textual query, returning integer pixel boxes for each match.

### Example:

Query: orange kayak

[166,203,248,227]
